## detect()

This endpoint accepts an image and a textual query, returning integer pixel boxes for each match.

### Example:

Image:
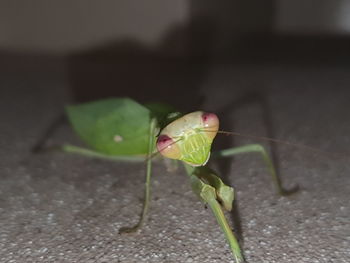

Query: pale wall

[0,0,188,53]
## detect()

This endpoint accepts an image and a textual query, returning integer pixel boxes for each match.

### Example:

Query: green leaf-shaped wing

[66,98,151,155]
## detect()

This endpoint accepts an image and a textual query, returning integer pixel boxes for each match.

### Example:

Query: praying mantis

[58,97,293,263]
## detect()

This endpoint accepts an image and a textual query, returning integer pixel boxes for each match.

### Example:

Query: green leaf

[66,98,151,155]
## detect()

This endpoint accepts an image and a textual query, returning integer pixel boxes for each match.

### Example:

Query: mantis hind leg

[119,118,157,233]
[212,144,298,195]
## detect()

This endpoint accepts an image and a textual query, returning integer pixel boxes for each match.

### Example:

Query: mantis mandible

[60,97,291,263]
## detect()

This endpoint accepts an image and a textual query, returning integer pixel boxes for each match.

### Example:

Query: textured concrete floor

[0,58,349,263]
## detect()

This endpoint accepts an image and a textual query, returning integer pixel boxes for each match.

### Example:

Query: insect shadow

[32,16,217,152]
[32,17,216,153]
[66,17,216,112]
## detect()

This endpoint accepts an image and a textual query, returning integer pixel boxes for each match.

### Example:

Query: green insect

[60,97,291,263]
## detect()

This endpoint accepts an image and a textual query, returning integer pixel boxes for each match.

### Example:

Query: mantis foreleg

[186,165,244,263]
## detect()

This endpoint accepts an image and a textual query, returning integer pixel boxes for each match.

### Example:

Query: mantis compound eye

[201,112,219,139]
[156,134,181,160]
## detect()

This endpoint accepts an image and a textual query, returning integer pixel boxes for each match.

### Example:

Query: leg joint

[247,144,267,154]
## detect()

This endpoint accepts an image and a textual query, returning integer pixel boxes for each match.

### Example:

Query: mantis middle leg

[119,118,158,233]
[212,144,298,195]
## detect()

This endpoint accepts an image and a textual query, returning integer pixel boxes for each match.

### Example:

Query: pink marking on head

[156,134,181,160]
[201,112,219,140]
[201,112,219,128]
[156,135,173,152]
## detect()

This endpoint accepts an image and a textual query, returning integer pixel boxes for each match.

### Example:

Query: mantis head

[156,111,219,166]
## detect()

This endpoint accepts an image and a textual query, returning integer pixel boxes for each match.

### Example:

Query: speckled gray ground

[0,58,349,263]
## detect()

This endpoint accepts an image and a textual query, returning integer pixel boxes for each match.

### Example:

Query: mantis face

[156,111,219,166]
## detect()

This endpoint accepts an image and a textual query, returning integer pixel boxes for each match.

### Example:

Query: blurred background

[2,0,350,109]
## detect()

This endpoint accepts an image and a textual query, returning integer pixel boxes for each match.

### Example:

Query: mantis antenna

[202,128,347,160]
[150,126,346,163]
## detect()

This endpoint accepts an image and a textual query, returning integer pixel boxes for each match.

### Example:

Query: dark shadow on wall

[67,18,217,112]
[189,0,350,64]
[189,0,276,59]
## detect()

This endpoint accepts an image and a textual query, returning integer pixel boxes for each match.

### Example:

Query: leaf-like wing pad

[66,98,151,155]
